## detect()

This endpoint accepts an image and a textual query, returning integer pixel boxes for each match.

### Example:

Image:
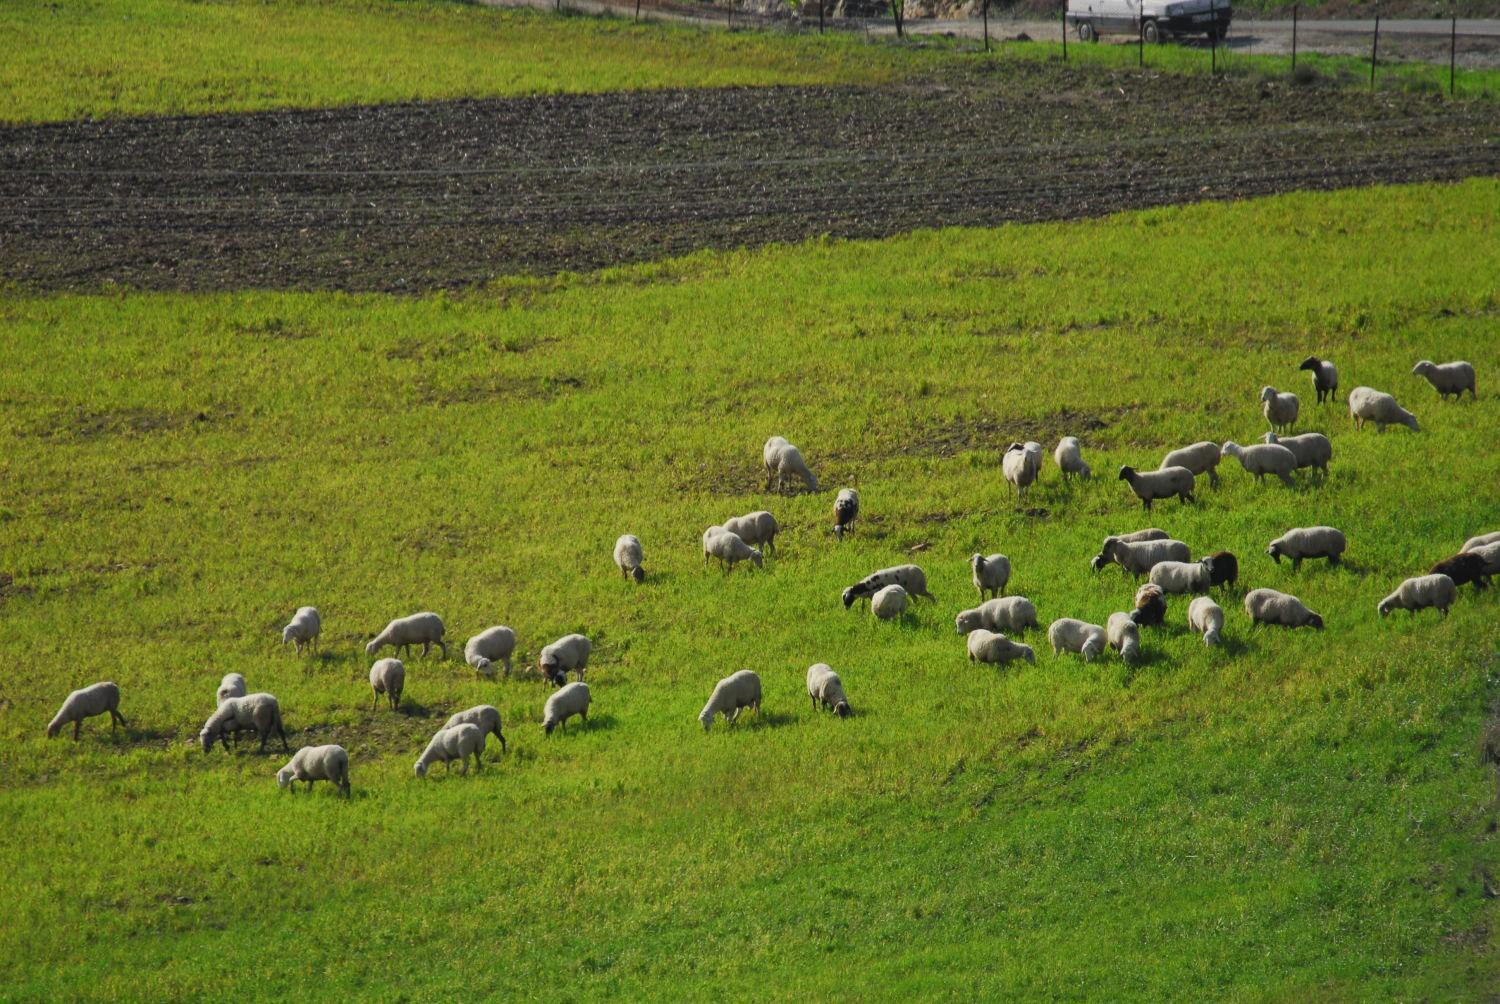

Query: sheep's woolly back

[1105,612,1141,663]
[1047,618,1106,659]
[1463,531,1500,554]
[445,704,506,747]
[870,584,909,619]
[1160,441,1220,477]
[464,626,516,674]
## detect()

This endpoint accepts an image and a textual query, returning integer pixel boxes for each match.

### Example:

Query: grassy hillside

[2,179,1499,998]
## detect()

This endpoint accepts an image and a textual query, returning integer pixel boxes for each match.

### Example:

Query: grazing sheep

[1220,442,1297,486]
[1465,541,1500,582]
[1378,574,1458,617]
[1091,536,1191,579]
[870,584,909,620]
[1105,612,1142,665]
[369,658,405,711]
[1187,596,1224,646]
[1200,551,1238,589]
[216,673,247,705]
[1261,432,1332,474]
[1244,588,1324,629]
[1048,618,1106,662]
[955,596,1039,636]
[281,606,321,654]
[613,534,646,582]
[414,724,484,777]
[967,629,1036,665]
[970,553,1011,600]
[200,693,287,753]
[699,670,762,731]
[704,528,763,574]
[1260,386,1299,432]
[46,682,126,740]
[543,682,591,735]
[1002,442,1041,501]
[1267,526,1347,570]
[277,745,350,796]
[1160,442,1222,489]
[445,705,508,753]
[464,626,516,678]
[1299,356,1339,404]
[1349,386,1419,432]
[365,612,447,660]
[763,436,818,492]
[1054,437,1092,481]
[1131,583,1167,627]
[1462,531,1500,554]
[833,488,859,540]
[538,634,591,686]
[1429,551,1488,591]
[721,511,779,556]
[1148,560,1212,595]
[806,664,851,717]
[842,565,933,608]
[1118,465,1195,510]
[1412,360,1476,401]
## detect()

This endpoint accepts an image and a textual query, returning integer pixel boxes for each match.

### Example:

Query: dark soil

[2,60,1498,292]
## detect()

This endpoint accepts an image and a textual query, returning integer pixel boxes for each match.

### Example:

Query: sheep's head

[1260,432,1279,445]
[631,566,645,583]
[414,760,428,778]
[955,610,981,635]
[1260,386,1276,402]
[841,586,857,609]
[1020,646,1036,665]
[198,728,215,753]
[280,627,293,646]
[1220,442,1239,458]
[45,719,61,739]
[1402,413,1421,432]
[1267,542,1283,564]
[472,656,494,677]
[698,709,714,732]
[1412,360,1434,376]
[1089,554,1106,572]
[750,549,764,569]
[1377,596,1395,617]
[969,553,983,572]
[364,639,380,657]
[1298,356,1320,371]
[1076,461,1092,479]
[277,766,296,790]
[1117,466,1136,482]
[833,701,851,719]
[1306,613,1325,630]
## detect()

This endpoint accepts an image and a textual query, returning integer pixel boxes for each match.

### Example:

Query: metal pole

[1291,4,1298,74]
[819,0,824,34]
[983,0,990,52]
[1062,3,1068,61]
[728,3,733,28]
[1209,0,1217,74]
[1138,16,1144,66]
[635,0,641,20]
[1450,14,1457,96]
[1370,13,1379,89]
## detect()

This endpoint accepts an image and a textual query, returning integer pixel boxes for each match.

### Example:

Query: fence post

[891,0,903,38]
[1370,13,1379,89]
[1291,3,1298,74]
[1450,14,1457,96]
[1062,4,1068,61]
[983,0,990,52]
[819,0,825,34]
[1209,0,1217,74]
[635,0,641,20]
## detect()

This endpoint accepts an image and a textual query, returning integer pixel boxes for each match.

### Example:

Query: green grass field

[2,179,1498,998]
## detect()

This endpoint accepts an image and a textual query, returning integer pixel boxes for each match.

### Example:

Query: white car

[1067,0,1232,44]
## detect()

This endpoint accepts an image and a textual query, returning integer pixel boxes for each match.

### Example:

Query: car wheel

[1142,19,1161,43]
[1077,21,1097,42]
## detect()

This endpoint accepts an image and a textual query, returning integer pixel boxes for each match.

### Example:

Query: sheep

[970,553,1011,600]
[1465,541,1500,582]
[1267,526,1347,570]
[414,724,484,777]
[46,682,126,740]
[833,488,859,540]
[277,745,350,796]
[763,436,818,493]
[1148,560,1212,595]
[1261,432,1332,474]
[842,564,933,608]
[365,612,447,659]
[613,534,646,582]
[704,528,763,574]
[1412,360,1476,401]
[280,606,321,654]
[216,673,247,705]
[1187,596,1224,646]
[539,634,591,686]
[1091,536,1191,578]
[1244,588,1323,629]
[1048,618,1106,662]
[955,596,1039,636]
[1200,551,1238,589]
[445,705,508,753]
[1260,386,1299,432]
[870,584,909,620]
[1378,574,1458,617]
[967,629,1036,666]
[1429,551,1488,591]
[369,658,405,711]
[1053,437,1091,481]
[1462,531,1500,554]
[1299,356,1339,404]
[543,682,591,735]
[1002,442,1040,501]
[1130,583,1167,627]
[721,511,779,555]
[200,693,287,753]
[464,626,516,678]
[1160,442,1222,489]
[1118,465,1195,510]
[806,664,851,717]
[699,670,762,731]
[1105,612,1141,665]
[1348,386,1419,432]
[1220,442,1297,487]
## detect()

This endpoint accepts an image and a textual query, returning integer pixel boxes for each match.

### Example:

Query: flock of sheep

[42,353,1493,796]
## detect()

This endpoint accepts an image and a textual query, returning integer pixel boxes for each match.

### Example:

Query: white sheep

[1105,612,1141,665]
[216,672,247,705]
[613,534,646,582]
[955,596,1038,636]
[1463,531,1500,554]
[1261,432,1332,474]
[1260,386,1299,432]
[1220,441,1297,486]
[1412,360,1476,401]
[842,564,933,608]
[464,626,516,678]
[833,488,860,540]
[1054,437,1091,480]
[763,436,818,492]
[967,629,1036,665]
[543,682,591,735]
[1118,465,1195,510]
[806,664,851,717]
[704,528,763,574]
[1160,442,1221,489]
[369,658,405,711]
[281,606,321,654]
[1002,442,1041,500]
[1148,560,1212,595]
[1267,526,1347,570]
[1299,356,1339,404]
[1048,619,1106,661]
[1244,588,1324,629]
[721,511,779,555]
[200,693,288,753]
[970,553,1011,600]
[870,584,909,620]
[414,724,484,777]
[1378,574,1458,617]
[539,633,591,686]
[445,705,508,752]
[277,745,350,796]
[699,670,762,731]
[1466,541,1500,581]
[1091,536,1191,578]
[365,612,447,659]
[1187,596,1224,646]
[46,682,126,740]
[1348,386,1419,432]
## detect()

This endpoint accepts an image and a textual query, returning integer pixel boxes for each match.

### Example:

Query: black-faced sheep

[1298,356,1339,404]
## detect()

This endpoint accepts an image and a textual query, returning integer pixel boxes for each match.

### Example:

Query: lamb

[1462,531,1500,554]
[970,553,1011,600]
[444,705,508,753]
[1002,442,1041,501]
[216,673,247,705]
[1118,465,1195,510]
[955,596,1038,636]
[1267,526,1347,570]
[200,693,288,753]
[704,528,763,574]
[1047,618,1106,662]
[1148,560,1212,595]
[1105,612,1141,665]
[842,564,933,608]
[1220,442,1297,486]
[538,633,592,686]
[967,629,1036,665]
[277,745,350,796]
[833,488,859,540]
[1091,536,1191,578]
[464,626,516,678]
[1348,386,1419,432]
[1412,359,1476,401]
[365,612,447,659]
[1378,574,1458,617]
[721,511,779,555]
[46,682,126,740]
[1261,432,1332,474]
[543,682,591,735]
[1299,356,1339,404]
[699,670,762,731]
[806,664,851,717]
[1130,583,1167,627]
[1187,596,1224,646]
[763,436,818,492]
[613,534,646,582]
[1429,551,1488,591]
[1160,442,1221,489]
[369,658,405,711]
[414,724,484,777]
[281,606,321,654]
[1244,588,1323,629]
[1053,437,1091,481]
[870,584,909,620]
[1260,386,1299,432]
[1200,550,1238,589]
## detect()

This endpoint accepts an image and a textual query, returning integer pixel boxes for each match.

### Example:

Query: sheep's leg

[73,720,81,741]
[1141,497,1152,511]
[728,706,742,724]
[372,691,379,710]
[1208,468,1219,488]
[1278,473,1295,488]
[1293,557,1303,571]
